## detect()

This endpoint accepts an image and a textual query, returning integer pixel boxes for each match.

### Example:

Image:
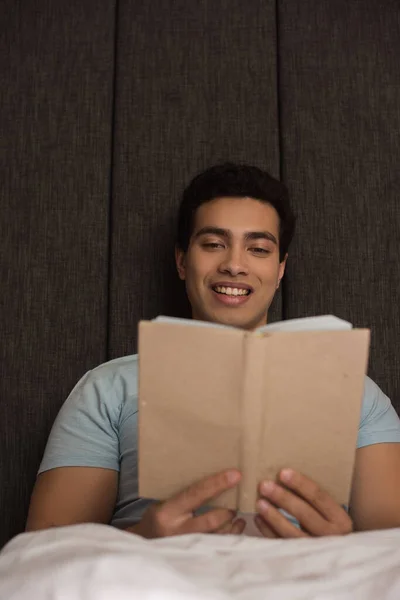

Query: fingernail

[227,470,241,484]
[280,468,294,483]
[257,499,270,512]
[261,480,276,495]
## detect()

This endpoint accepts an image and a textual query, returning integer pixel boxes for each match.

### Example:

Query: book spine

[238,334,266,513]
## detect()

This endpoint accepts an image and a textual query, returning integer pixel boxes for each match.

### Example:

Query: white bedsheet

[1,524,400,599]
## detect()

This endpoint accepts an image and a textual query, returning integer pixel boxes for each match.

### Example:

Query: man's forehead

[192,196,280,233]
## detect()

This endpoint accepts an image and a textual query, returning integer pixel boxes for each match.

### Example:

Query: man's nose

[218,247,249,277]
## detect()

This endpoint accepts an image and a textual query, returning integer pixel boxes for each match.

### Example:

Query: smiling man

[26,163,400,538]
[176,197,286,331]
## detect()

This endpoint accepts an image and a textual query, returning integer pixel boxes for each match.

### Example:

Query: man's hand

[128,470,245,538]
[255,469,353,538]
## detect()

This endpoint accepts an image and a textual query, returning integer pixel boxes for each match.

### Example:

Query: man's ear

[175,246,186,281]
[277,253,288,289]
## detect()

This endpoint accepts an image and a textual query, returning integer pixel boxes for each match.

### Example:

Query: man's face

[175,196,287,330]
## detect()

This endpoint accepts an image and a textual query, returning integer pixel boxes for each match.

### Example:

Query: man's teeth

[214,286,249,296]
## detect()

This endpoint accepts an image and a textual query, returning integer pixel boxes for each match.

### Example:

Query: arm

[26,364,243,537]
[350,443,400,531]
[350,377,400,530]
[26,467,118,531]
[27,467,244,536]
[25,369,122,531]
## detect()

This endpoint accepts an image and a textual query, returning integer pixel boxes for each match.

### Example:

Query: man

[26,163,400,538]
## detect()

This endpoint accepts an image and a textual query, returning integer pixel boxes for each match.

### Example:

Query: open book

[138,316,370,512]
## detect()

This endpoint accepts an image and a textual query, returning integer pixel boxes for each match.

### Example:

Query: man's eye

[250,247,271,255]
[202,242,224,250]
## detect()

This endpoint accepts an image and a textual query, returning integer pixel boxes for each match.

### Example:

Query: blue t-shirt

[38,354,400,530]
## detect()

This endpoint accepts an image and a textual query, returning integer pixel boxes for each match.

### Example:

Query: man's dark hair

[176,163,296,261]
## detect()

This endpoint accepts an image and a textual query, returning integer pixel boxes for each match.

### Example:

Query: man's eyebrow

[245,231,278,245]
[194,226,229,239]
[193,227,278,245]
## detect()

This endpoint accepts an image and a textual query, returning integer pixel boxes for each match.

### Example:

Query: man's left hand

[255,469,353,538]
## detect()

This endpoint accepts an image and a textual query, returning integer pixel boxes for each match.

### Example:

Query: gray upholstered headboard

[1,0,399,547]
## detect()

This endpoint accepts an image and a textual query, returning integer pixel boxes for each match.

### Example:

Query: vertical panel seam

[275,0,287,321]
[106,0,120,362]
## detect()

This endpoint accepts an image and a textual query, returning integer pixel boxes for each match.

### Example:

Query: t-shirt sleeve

[38,368,121,474]
[357,376,400,448]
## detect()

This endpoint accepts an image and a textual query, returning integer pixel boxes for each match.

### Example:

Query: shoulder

[358,376,400,447]
[360,376,393,424]
[59,354,139,419]
[38,355,139,474]
[88,354,139,401]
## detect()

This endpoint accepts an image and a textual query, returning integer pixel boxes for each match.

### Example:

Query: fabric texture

[38,354,400,531]
[0,0,115,547]
[1,524,400,599]
[278,0,400,413]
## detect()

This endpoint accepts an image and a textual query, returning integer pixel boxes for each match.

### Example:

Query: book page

[257,329,370,506]
[138,321,244,510]
[156,314,352,333]
[258,315,352,334]
[154,315,231,331]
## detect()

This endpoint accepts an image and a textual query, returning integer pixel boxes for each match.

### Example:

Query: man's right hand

[128,469,244,538]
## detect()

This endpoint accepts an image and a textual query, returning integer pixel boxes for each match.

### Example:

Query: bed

[1,524,400,599]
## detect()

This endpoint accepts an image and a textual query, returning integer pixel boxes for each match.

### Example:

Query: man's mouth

[213,285,251,297]
[210,283,253,308]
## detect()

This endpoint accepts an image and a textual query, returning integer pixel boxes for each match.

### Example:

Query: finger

[256,499,308,539]
[215,521,233,534]
[183,508,236,534]
[163,470,241,519]
[278,469,352,531]
[253,515,278,538]
[230,518,246,535]
[259,480,330,536]
[217,518,246,535]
